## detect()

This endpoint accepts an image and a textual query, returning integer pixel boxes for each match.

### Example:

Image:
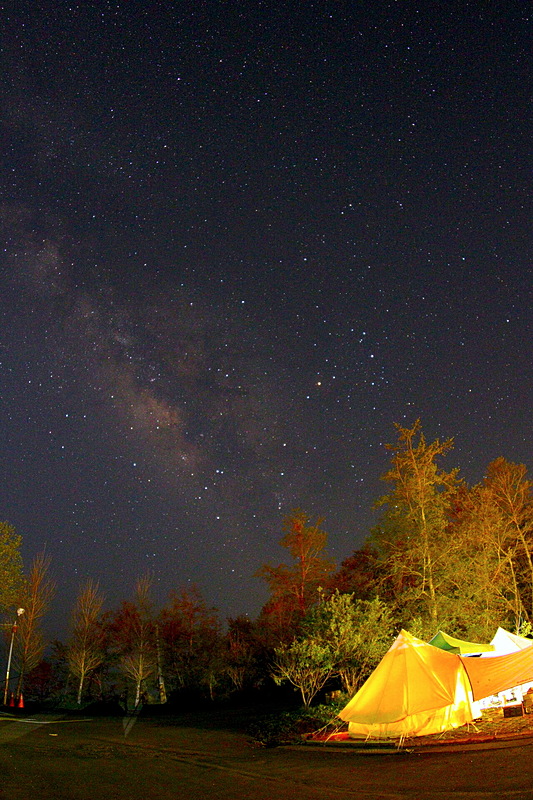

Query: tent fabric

[338,628,533,739]
[460,646,533,702]
[338,630,474,739]
[428,630,495,655]
[489,627,533,656]
[477,629,533,708]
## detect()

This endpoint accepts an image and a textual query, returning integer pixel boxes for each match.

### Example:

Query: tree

[223,616,262,692]
[67,579,106,705]
[111,575,156,708]
[303,592,395,696]
[331,543,381,599]
[272,637,336,708]
[257,510,335,641]
[443,483,520,639]
[439,460,533,639]
[371,421,461,636]
[15,552,55,697]
[159,585,221,699]
[483,457,533,621]
[0,522,24,613]
[272,591,394,706]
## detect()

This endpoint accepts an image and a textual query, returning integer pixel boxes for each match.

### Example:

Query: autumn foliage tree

[442,482,517,639]
[15,552,55,697]
[9,421,530,708]
[159,585,221,699]
[110,575,156,708]
[257,510,335,642]
[332,543,381,600]
[223,615,262,692]
[484,457,533,621]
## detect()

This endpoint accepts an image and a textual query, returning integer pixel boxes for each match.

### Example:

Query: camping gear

[338,630,475,739]
[339,628,533,739]
[428,630,494,655]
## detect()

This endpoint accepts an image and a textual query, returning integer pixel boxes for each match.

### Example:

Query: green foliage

[0,522,24,613]
[518,620,533,638]
[302,591,395,695]
[362,426,533,642]
[272,591,394,705]
[273,637,336,707]
[371,421,461,630]
[437,483,516,640]
[10,419,532,708]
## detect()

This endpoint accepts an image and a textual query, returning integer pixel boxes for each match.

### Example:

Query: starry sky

[1,1,531,637]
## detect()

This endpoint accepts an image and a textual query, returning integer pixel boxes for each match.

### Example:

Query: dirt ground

[411,705,533,747]
[1,708,533,800]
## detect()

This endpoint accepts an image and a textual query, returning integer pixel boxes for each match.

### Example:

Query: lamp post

[3,608,24,706]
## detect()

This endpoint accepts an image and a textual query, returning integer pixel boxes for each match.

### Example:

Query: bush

[247,699,348,747]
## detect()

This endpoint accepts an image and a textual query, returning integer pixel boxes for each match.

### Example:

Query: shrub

[247,700,347,747]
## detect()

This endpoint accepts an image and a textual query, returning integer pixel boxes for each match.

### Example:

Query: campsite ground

[1,707,533,800]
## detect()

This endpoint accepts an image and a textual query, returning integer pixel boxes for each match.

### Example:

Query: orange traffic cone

[8,693,15,707]
[17,694,24,709]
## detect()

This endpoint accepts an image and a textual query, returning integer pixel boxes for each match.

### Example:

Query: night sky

[1,2,531,637]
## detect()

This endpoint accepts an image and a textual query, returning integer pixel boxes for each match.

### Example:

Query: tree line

[1,420,532,709]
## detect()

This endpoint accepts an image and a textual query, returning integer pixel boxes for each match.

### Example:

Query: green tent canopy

[428,630,495,655]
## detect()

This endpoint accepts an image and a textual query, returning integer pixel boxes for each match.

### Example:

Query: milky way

[1,2,530,636]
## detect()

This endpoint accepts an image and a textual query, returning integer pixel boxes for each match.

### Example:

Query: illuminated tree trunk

[67,579,105,706]
[112,576,156,708]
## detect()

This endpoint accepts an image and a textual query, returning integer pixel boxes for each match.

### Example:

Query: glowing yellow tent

[338,630,475,739]
[339,628,533,739]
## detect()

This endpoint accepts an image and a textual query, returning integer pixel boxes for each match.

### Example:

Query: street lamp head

[16,608,24,617]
